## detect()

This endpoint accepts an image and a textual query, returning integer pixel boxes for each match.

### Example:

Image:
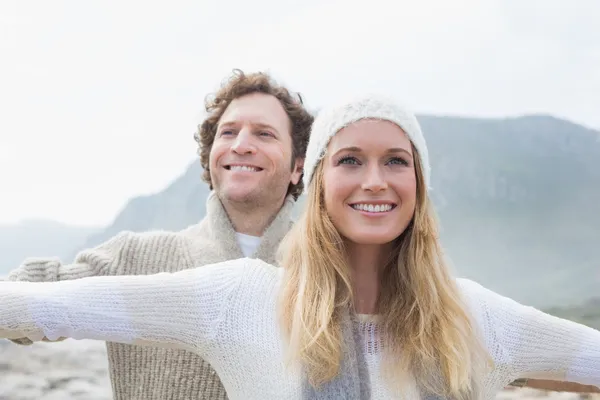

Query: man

[7,69,596,398]
[7,69,314,400]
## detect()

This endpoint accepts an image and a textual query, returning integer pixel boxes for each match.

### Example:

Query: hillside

[76,163,211,257]
[33,114,600,309]
[0,220,99,275]
[546,296,600,330]
[418,115,600,308]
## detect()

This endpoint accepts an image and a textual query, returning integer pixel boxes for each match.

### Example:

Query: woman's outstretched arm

[462,279,600,388]
[0,258,248,354]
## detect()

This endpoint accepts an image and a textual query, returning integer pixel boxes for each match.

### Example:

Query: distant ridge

[3,113,598,310]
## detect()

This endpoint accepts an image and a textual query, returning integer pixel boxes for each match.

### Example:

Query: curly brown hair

[193,69,314,200]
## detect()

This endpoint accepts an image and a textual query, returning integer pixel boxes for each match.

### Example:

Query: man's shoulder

[96,227,203,276]
[112,219,207,244]
[106,228,186,245]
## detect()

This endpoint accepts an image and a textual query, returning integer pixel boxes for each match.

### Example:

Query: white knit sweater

[1,258,599,399]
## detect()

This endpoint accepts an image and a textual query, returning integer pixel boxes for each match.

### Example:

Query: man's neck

[221,198,284,236]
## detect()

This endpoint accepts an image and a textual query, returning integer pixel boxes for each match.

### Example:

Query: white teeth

[230,165,259,172]
[351,203,393,213]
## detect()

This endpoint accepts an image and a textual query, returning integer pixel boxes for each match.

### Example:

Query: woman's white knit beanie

[302,93,431,194]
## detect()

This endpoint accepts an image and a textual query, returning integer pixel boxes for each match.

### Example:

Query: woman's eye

[338,156,359,165]
[388,157,408,166]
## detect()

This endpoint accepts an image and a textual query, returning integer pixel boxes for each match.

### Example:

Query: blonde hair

[278,146,492,399]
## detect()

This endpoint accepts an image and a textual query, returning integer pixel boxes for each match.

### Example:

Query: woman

[1,94,599,400]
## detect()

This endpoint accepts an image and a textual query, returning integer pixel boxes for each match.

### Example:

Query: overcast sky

[1,0,599,227]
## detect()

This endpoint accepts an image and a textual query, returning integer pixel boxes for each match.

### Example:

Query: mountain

[76,163,211,257]
[38,114,600,308]
[546,296,600,330]
[416,114,600,308]
[0,220,99,275]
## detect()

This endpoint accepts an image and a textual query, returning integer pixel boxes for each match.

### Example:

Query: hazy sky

[1,0,599,226]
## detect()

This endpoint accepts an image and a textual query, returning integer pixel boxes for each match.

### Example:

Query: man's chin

[218,187,261,204]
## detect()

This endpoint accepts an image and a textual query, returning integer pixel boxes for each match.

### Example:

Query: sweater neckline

[355,313,381,323]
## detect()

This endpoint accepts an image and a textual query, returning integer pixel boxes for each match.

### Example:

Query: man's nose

[231,129,257,155]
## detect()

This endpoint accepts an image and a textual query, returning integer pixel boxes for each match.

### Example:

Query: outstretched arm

[463,279,600,388]
[0,258,246,355]
[5,232,130,345]
[6,232,130,284]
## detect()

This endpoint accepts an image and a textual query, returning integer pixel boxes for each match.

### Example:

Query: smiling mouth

[224,165,263,172]
[349,203,397,213]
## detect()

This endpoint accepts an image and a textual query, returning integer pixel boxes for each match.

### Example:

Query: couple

[2,70,600,399]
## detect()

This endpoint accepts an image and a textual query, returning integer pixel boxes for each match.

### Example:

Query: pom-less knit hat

[302,94,431,194]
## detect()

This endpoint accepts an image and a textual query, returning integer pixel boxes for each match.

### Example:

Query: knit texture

[2,259,600,400]
[303,94,431,192]
[301,309,372,400]
[6,191,296,400]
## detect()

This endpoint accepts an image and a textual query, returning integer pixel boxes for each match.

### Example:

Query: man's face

[209,92,304,209]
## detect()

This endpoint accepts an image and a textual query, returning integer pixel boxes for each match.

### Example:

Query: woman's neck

[345,241,394,315]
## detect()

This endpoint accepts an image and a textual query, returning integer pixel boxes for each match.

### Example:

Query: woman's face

[322,119,417,245]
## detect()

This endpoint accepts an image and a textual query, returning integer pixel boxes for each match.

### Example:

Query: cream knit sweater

[1,258,600,399]
[5,192,296,400]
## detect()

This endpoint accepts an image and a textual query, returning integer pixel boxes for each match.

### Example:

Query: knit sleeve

[6,232,130,283]
[4,232,132,346]
[460,279,600,387]
[0,258,247,355]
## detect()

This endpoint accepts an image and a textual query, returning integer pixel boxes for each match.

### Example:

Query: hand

[510,378,600,393]
[9,336,68,345]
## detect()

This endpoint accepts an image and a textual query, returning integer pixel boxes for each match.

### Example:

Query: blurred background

[1,0,599,399]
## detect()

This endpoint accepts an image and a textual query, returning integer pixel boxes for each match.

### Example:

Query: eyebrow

[332,146,413,157]
[218,120,279,133]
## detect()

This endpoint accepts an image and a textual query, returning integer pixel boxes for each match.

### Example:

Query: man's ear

[290,157,304,185]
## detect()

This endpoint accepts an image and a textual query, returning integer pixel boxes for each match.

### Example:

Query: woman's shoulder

[191,257,281,283]
[239,258,281,275]
[455,277,531,332]
[455,277,486,296]
[456,278,507,315]
[456,277,518,308]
